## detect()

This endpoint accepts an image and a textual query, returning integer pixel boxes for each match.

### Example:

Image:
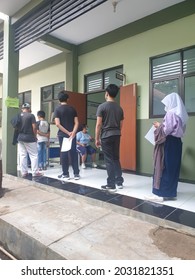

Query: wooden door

[120,83,137,171]
[66,91,87,126]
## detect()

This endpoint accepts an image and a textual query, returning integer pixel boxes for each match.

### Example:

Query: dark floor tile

[66,184,99,196]
[165,209,195,228]
[20,175,195,230]
[86,189,119,202]
[133,201,177,219]
[107,195,144,210]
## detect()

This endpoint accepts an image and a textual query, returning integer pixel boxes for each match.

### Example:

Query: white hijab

[161,92,189,126]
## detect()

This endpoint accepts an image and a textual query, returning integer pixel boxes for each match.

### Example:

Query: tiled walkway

[26,165,195,232]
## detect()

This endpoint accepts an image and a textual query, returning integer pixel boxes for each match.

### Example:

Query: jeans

[101,135,123,187]
[37,141,47,169]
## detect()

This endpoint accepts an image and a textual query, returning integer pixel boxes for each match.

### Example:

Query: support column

[2,16,19,176]
[65,46,78,92]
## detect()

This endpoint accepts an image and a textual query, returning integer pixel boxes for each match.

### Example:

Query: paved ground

[0,175,195,260]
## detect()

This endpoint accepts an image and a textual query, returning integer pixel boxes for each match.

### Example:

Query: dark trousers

[58,137,79,176]
[101,135,123,187]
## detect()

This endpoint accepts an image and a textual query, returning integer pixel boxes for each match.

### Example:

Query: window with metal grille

[150,45,195,117]
[85,65,123,93]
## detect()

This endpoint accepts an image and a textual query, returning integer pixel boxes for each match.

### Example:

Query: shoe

[117,183,123,189]
[22,172,28,178]
[74,174,80,180]
[58,174,70,180]
[92,162,97,168]
[81,163,86,169]
[144,194,164,202]
[32,172,43,177]
[163,197,177,201]
[101,185,117,192]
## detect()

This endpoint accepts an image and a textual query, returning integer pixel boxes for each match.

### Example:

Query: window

[150,46,195,117]
[18,91,31,107]
[41,82,64,123]
[85,65,124,93]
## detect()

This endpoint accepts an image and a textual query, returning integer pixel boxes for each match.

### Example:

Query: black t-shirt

[96,101,124,139]
[54,104,78,137]
[17,112,37,142]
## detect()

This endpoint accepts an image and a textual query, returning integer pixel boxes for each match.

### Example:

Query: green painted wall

[137,117,195,182]
[78,14,195,182]
[78,14,195,120]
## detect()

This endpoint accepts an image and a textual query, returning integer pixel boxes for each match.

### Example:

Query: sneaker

[163,197,177,201]
[117,183,123,189]
[22,172,29,178]
[144,194,164,202]
[32,172,43,177]
[58,174,70,180]
[74,174,80,180]
[81,163,86,169]
[92,162,97,168]
[101,185,117,192]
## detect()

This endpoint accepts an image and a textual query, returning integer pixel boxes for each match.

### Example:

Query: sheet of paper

[61,137,72,152]
[144,125,155,145]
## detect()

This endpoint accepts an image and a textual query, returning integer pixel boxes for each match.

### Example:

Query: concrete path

[0,175,187,260]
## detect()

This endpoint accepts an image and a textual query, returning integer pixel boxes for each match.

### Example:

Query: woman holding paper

[145,92,188,202]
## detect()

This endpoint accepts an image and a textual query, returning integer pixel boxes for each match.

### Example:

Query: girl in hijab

[146,92,188,202]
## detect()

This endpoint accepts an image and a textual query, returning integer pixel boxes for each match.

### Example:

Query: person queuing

[145,92,189,202]
[17,103,43,177]
[54,90,80,180]
[95,84,124,193]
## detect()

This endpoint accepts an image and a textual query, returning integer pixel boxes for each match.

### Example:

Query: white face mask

[164,106,168,112]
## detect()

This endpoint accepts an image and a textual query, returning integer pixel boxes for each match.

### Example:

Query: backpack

[11,114,22,145]
[38,120,49,134]
[11,113,22,130]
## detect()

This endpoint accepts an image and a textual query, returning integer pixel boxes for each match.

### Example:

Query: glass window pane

[185,76,195,113]
[24,91,31,104]
[42,102,52,122]
[104,67,123,88]
[152,53,180,79]
[18,93,23,107]
[183,48,195,74]
[153,79,179,115]
[86,73,103,92]
[41,86,52,101]
[54,82,64,99]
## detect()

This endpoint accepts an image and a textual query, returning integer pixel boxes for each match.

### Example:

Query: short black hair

[37,110,45,118]
[106,84,119,98]
[58,90,69,102]
[80,124,87,130]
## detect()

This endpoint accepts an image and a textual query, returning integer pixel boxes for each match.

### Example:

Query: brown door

[67,91,87,126]
[120,83,137,171]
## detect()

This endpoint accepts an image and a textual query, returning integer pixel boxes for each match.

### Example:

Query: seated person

[76,124,97,169]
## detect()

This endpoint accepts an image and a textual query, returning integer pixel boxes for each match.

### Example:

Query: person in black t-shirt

[54,91,80,180]
[95,84,124,192]
[17,103,43,178]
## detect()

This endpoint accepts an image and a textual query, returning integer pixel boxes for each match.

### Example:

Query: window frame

[41,82,64,123]
[149,45,195,118]
[84,65,124,93]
